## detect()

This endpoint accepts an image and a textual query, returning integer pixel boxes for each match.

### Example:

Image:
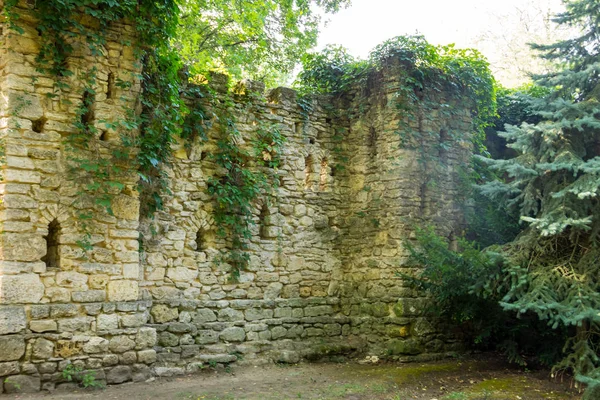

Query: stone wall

[0,2,470,393]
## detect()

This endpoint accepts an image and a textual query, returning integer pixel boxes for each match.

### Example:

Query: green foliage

[295,45,368,95]
[175,0,350,86]
[295,35,497,152]
[207,95,285,280]
[405,227,569,368]
[62,363,104,389]
[475,0,600,392]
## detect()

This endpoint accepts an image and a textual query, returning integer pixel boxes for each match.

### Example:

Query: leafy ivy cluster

[207,93,285,280]
[295,35,497,152]
[3,0,187,222]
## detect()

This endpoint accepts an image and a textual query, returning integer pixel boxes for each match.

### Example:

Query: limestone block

[0,306,26,334]
[135,327,157,349]
[3,375,40,393]
[0,234,45,261]
[107,280,139,301]
[109,336,136,353]
[151,304,178,323]
[219,327,245,342]
[264,282,283,300]
[29,320,57,333]
[195,330,219,345]
[166,266,198,282]
[57,317,92,332]
[72,290,105,302]
[0,362,20,377]
[106,365,131,384]
[217,308,243,322]
[121,313,148,328]
[83,337,109,354]
[0,274,44,304]
[193,308,216,324]
[111,195,140,220]
[7,92,43,120]
[0,336,26,361]
[32,338,54,359]
[89,274,109,289]
[137,349,157,364]
[244,308,273,321]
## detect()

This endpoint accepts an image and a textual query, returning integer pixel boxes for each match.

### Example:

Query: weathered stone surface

[0,274,44,303]
[151,304,179,323]
[135,327,157,349]
[83,337,109,354]
[3,375,40,393]
[32,338,54,359]
[109,336,136,353]
[97,313,119,331]
[0,306,26,334]
[137,349,157,364]
[0,362,20,377]
[193,308,217,324]
[107,281,139,301]
[29,319,57,333]
[0,336,25,361]
[106,365,131,384]
[220,327,245,342]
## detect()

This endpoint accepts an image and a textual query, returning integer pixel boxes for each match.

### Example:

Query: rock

[83,337,109,354]
[135,327,157,349]
[276,350,300,364]
[72,290,106,302]
[154,367,184,377]
[111,195,140,220]
[158,332,179,347]
[97,314,119,331]
[109,336,136,353]
[3,375,40,393]
[107,281,139,302]
[195,330,219,345]
[0,362,20,377]
[193,308,216,324]
[0,336,25,361]
[29,320,57,333]
[220,327,245,342]
[264,282,283,300]
[217,308,244,322]
[137,349,157,364]
[199,354,237,363]
[244,308,273,321]
[151,304,178,323]
[271,326,287,340]
[0,274,44,303]
[32,338,54,359]
[0,306,26,334]
[105,366,131,384]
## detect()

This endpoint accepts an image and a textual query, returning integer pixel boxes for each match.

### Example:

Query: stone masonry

[0,1,472,392]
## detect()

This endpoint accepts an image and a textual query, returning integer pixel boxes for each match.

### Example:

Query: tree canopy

[477,0,600,395]
[175,0,350,85]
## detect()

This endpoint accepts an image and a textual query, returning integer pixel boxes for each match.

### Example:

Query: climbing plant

[207,92,285,281]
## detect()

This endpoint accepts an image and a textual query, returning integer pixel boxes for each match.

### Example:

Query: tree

[175,0,350,86]
[478,0,600,395]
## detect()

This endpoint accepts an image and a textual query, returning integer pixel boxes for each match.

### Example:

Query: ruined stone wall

[0,3,469,393]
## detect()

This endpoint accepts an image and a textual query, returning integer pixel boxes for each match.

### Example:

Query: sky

[316,0,566,86]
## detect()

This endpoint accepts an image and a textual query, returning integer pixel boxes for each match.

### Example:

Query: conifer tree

[478,0,600,395]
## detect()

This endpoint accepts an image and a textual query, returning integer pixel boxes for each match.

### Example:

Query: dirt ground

[4,355,582,400]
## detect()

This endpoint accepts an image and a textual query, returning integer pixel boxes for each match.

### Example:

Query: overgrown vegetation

[406,0,600,397]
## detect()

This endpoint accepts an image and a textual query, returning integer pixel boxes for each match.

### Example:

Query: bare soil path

[3,355,581,400]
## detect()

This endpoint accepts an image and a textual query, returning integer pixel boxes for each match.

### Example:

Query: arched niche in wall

[42,219,61,271]
[304,154,314,190]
